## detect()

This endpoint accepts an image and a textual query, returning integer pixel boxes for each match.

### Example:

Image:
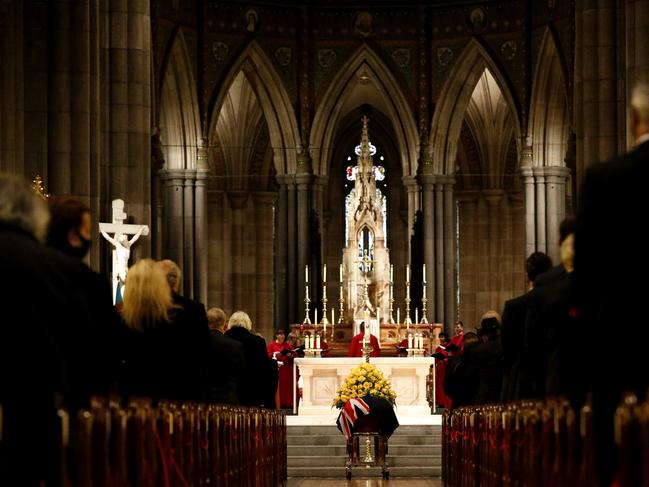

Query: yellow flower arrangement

[332,362,397,409]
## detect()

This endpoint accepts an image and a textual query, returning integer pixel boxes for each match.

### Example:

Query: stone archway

[208,40,301,176]
[309,43,419,178]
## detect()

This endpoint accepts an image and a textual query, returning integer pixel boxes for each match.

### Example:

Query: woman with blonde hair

[120,259,211,402]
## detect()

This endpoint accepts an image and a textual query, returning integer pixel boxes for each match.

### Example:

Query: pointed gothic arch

[208,41,300,175]
[309,44,419,177]
[159,29,201,170]
[528,28,570,167]
[429,39,522,175]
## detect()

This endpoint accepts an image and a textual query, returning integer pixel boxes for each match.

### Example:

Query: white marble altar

[293,357,434,423]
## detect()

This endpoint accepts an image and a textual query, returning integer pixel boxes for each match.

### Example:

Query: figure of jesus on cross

[99,199,149,303]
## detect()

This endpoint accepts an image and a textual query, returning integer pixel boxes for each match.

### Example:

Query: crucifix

[99,199,149,302]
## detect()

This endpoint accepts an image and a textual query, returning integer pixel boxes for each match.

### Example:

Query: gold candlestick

[303,284,311,325]
[404,277,412,328]
[338,285,345,324]
[388,277,395,324]
[321,280,329,327]
[421,284,429,324]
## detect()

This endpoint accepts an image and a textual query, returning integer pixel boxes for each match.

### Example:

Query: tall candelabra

[303,284,311,325]
[388,264,395,324]
[321,280,329,327]
[420,286,429,324]
[404,265,412,328]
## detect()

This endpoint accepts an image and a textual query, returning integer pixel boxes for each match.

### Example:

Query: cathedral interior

[0,0,642,339]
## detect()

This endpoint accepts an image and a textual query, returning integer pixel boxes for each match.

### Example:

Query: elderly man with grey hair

[225,311,278,408]
[575,82,649,486]
[0,174,98,485]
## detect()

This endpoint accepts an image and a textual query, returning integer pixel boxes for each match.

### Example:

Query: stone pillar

[195,169,208,304]
[534,173,547,253]
[443,179,456,328]
[296,173,312,321]
[540,166,570,262]
[183,170,196,298]
[160,169,185,267]
[483,189,504,320]
[403,176,420,240]
[574,0,618,185]
[521,168,536,257]
[275,179,289,329]
[48,0,72,195]
[287,179,297,323]
[419,174,436,321]
[253,192,277,339]
[0,1,24,175]
[434,181,444,323]
[105,0,152,255]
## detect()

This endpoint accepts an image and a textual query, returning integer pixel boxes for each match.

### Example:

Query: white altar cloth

[293,357,434,423]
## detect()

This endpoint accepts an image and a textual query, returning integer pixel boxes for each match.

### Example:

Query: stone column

[483,189,504,317]
[275,179,289,329]
[105,0,152,256]
[160,169,185,267]
[540,166,570,262]
[443,178,456,328]
[0,1,24,175]
[295,173,312,321]
[403,176,420,240]
[253,192,277,339]
[434,181,444,323]
[48,0,72,195]
[574,0,618,184]
[419,174,436,321]
[520,167,536,257]
[534,173,547,253]
[287,179,297,323]
[183,170,196,298]
[195,169,208,304]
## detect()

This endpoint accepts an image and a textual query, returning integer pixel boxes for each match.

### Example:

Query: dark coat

[444,353,479,409]
[120,304,212,403]
[208,329,245,405]
[465,336,504,405]
[225,326,278,408]
[533,264,566,288]
[574,140,649,485]
[0,224,98,485]
[500,292,531,402]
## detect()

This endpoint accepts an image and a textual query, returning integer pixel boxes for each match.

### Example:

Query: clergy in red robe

[347,322,380,357]
[267,329,295,408]
[448,321,464,350]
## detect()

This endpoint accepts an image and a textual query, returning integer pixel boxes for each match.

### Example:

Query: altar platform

[289,357,437,426]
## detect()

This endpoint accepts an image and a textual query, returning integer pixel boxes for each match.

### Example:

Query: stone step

[287,444,439,457]
[287,465,442,478]
[288,454,441,468]
[287,424,440,436]
[287,433,441,446]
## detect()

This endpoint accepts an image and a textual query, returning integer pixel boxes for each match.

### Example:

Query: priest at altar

[347,322,380,357]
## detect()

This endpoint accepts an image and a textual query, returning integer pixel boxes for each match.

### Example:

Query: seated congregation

[0,176,283,486]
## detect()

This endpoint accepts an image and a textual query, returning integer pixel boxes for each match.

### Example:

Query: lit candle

[397,308,400,325]
[316,334,321,350]
[323,264,327,283]
[408,333,413,349]
[339,264,343,283]
[305,265,309,283]
[315,308,318,325]
[415,308,418,324]
[331,308,335,326]
[377,307,380,325]
[390,264,394,283]
[406,264,410,282]
[423,264,426,285]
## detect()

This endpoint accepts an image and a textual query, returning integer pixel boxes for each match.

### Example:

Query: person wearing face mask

[47,196,124,396]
